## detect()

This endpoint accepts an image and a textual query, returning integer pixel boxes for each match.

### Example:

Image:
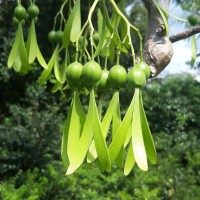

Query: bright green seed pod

[82,61,102,86]
[108,65,127,89]
[135,61,151,79]
[54,30,64,44]
[48,30,56,44]
[127,67,146,89]
[66,62,83,85]
[27,4,39,18]
[14,5,26,21]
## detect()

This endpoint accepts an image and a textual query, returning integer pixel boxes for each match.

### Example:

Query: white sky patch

[165,40,191,74]
[157,1,200,81]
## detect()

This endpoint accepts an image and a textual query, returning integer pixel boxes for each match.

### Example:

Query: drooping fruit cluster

[8,0,157,176]
[65,60,150,92]
[8,3,47,73]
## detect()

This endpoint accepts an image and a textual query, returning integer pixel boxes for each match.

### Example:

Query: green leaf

[59,50,68,84]
[61,104,72,168]
[140,92,157,164]
[108,39,115,62]
[109,96,134,163]
[97,9,103,35]
[27,20,38,63]
[54,51,62,83]
[37,46,48,69]
[93,9,107,58]
[119,18,128,43]
[7,24,21,68]
[152,0,169,35]
[38,45,59,85]
[112,32,128,53]
[131,89,148,171]
[70,0,81,42]
[191,35,197,66]
[110,12,121,30]
[63,10,74,48]
[102,0,114,33]
[100,45,110,58]
[92,89,111,172]
[124,142,135,176]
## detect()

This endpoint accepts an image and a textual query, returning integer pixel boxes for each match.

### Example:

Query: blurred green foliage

[174,0,200,26]
[0,0,200,200]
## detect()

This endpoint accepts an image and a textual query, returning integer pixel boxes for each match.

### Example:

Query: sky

[158,2,200,81]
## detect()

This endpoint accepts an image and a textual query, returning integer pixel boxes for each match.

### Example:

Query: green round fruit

[14,5,26,21]
[135,61,151,79]
[82,61,102,86]
[93,32,99,43]
[27,4,39,18]
[97,69,109,92]
[127,67,146,89]
[66,62,83,85]
[188,15,198,26]
[48,30,56,43]
[54,30,64,44]
[108,65,127,88]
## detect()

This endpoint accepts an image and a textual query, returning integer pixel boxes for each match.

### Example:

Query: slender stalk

[109,0,143,64]
[53,0,69,30]
[76,0,99,60]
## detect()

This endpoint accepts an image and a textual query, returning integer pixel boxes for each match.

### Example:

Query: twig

[169,25,200,43]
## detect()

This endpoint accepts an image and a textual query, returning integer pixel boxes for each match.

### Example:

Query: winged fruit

[93,32,99,43]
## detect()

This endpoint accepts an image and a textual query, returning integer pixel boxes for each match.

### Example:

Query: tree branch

[170,25,200,43]
[142,0,173,78]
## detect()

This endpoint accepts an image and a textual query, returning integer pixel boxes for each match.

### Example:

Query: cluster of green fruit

[13,4,39,24]
[7,0,157,176]
[8,3,47,73]
[60,60,156,176]
[65,61,150,91]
